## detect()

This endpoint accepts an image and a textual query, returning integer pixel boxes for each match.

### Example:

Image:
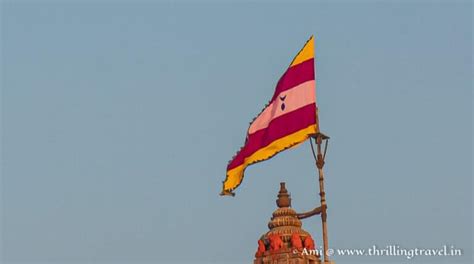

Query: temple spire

[276,182,291,208]
[254,182,320,264]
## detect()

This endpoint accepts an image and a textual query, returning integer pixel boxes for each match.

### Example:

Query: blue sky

[1,1,472,263]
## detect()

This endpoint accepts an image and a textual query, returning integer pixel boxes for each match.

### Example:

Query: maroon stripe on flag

[270,58,315,103]
[228,103,316,170]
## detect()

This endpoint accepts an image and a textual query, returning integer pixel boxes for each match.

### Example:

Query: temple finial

[276,182,291,208]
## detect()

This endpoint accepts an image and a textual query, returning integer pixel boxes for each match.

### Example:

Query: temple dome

[254,182,321,264]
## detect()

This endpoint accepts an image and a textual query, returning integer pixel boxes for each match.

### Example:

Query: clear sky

[1,1,472,264]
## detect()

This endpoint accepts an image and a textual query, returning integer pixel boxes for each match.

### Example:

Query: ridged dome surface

[254,182,321,264]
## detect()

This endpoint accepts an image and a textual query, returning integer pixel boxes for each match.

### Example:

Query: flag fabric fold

[221,36,318,196]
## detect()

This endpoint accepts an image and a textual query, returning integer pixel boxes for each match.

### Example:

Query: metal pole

[315,134,330,263]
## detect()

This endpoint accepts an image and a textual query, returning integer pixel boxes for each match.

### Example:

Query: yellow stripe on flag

[289,36,314,67]
[223,124,318,191]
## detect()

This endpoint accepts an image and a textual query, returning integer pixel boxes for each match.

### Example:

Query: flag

[221,36,318,196]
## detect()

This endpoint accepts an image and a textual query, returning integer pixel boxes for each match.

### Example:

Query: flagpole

[312,41,331,261]
[312,133,331,263]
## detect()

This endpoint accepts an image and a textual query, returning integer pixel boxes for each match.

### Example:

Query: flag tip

[220,190,236,197]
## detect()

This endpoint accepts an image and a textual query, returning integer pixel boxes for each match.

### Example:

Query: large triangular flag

[221,36,318,196]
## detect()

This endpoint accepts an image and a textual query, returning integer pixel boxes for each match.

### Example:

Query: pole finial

[276,182,291,208]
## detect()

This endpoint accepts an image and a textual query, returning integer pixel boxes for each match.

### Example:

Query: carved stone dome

[265,183,311,246]
[254,182,320,264]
